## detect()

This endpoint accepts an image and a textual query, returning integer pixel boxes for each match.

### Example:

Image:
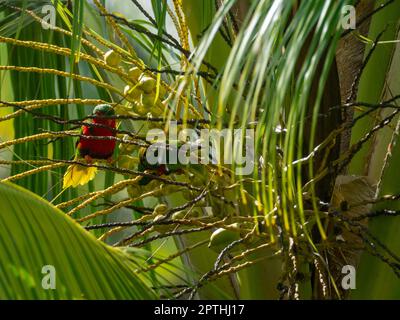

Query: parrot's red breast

[78,118,116,159]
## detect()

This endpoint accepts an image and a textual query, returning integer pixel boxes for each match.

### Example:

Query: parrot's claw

[106,157,114,165]
[84,155,94,164]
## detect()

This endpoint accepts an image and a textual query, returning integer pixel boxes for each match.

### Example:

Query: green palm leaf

[0,181,156,299]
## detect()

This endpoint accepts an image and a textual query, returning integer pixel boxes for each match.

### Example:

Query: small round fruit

[132,103,148,116]
[153,204,168,215]
[128,67,142,82]
[208,223,241,253]
[156,183,180,196]
[104,50,121,67]
[138,76,156,93]
[141,94,165,117]
[124,85,141,101]
[127,184,142,199]
[119,135,136,154]
[141,179,164,194]
[171,210,187,220]
[151,105,165,117]
[141,93,157,107]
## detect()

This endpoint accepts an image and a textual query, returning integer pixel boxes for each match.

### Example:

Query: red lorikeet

[63,104,116,188]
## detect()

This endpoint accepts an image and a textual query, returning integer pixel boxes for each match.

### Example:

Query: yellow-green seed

[153,204,168,215]
[208,223,241,253]
[127,184,142,199]
[124,85,141,102]
[128,67,142,82]
[141,93,157,107]
[138,76,156,93]
[171,210,187,220]
[132,103,148,116]
[140,93,164,117]
[104,50,121,67]
[119,135,136,154]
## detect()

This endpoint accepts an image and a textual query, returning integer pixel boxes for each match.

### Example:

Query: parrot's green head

[93,104,115,116]
[92,104,116,126]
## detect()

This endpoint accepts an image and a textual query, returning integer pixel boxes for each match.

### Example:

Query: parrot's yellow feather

[63,164,98,189]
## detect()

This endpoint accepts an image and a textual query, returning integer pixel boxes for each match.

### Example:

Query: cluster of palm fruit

[104,49,166,117]
[103,49,258,253]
